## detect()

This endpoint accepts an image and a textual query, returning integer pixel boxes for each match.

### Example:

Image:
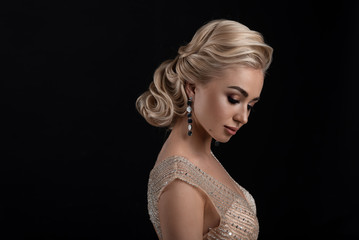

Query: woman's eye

[228,96,239,104]
[247,105,254,112]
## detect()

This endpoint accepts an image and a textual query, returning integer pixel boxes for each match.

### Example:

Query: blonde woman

[136,19,273,240]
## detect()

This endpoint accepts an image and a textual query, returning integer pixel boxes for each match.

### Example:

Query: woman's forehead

[208,67,264,93]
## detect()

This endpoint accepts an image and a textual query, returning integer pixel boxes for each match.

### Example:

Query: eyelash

[228,96,254,111]
[228,96,239,104]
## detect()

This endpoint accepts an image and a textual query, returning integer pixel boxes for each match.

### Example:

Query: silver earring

[187,97,193,136]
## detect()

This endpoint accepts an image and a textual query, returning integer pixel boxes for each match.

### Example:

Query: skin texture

[156,66,264,240]
[191,66,264,143]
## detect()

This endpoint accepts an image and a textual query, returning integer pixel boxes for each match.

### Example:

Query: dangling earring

[187,97,193,136]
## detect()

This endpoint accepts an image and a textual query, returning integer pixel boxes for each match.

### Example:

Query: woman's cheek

[216,97,229,114]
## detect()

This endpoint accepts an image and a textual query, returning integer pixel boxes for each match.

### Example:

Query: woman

[136,19,273,240]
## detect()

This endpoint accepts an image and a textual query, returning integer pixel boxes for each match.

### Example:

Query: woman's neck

[164,117,213,158]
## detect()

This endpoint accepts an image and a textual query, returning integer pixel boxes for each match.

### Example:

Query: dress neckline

[151,154,249,204]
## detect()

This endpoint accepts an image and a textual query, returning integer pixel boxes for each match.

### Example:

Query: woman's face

[192,66,264,143]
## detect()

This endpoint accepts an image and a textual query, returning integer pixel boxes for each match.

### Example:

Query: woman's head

[136,19,273,129]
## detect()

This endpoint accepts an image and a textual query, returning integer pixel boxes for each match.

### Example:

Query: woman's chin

[213,136,231,144]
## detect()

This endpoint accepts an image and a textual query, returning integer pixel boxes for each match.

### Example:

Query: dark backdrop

[2,0,359,239]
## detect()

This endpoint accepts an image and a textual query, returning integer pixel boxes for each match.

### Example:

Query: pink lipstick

[224,126,239,136]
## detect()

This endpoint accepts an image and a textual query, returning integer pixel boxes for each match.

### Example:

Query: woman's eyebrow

[228,86,248,97]
[228,86,260,102]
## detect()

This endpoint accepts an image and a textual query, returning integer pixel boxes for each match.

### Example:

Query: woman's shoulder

[149,151,208,185]
[151,154,192,174]
[155,149,204,168]
[151,153,206,178]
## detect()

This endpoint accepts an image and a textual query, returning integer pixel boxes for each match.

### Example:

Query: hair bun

[136,59,187,128]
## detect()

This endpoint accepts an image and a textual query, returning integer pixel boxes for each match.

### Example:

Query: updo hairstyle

[136,19,273,128]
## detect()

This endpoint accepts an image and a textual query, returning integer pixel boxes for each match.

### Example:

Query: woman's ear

[185,81,196,98]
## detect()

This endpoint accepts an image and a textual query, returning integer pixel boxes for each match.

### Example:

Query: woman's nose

[233,105,248,125]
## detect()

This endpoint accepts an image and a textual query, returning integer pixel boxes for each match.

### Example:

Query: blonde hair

[136,19,273,128]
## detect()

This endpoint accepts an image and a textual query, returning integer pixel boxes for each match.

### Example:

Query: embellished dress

[147,155,259,240]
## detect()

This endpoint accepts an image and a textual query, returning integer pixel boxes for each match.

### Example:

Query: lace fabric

[148,156,259,240]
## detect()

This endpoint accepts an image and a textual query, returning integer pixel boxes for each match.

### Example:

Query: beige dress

[147,155,259,240]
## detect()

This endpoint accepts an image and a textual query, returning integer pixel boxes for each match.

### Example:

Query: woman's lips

[224,126,239,135]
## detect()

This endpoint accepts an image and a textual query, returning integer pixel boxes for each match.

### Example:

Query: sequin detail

[147,156,259,240]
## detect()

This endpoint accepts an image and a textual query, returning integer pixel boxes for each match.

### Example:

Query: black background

[2,0,359,239]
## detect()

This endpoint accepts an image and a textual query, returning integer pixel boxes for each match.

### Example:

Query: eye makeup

[228,96,239,104]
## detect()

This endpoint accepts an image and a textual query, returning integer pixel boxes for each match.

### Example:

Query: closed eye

[228,96,256,112]
[228,96,239,104]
